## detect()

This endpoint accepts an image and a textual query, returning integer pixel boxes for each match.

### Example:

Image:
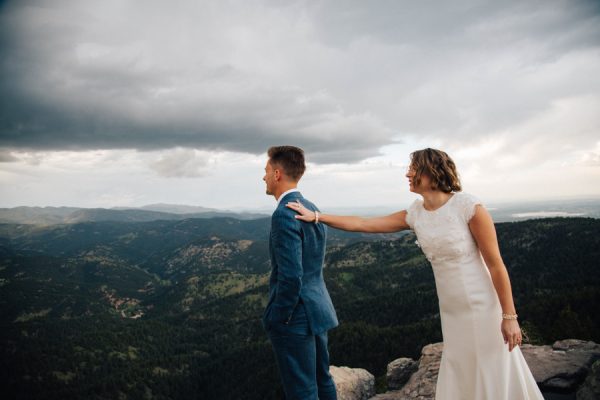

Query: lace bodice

[405,192,482,264]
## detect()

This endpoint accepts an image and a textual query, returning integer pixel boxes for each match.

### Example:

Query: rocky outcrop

[386,358,418,390]
[521,339,600,393]
[371,342,442,400]
[331,366,376,400]
[577,360,600,400]
[331,339,600,400]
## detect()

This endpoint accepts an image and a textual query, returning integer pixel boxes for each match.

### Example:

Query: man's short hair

[267,146,306,181]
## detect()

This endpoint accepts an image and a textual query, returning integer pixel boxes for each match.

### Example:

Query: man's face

[263,160,276,196]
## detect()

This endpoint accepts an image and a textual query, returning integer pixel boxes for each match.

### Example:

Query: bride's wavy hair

[409,148,462,193]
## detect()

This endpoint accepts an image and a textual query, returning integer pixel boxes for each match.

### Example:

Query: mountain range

[0,204,268,225]
[0,216,599,399]
[2,197,599,226]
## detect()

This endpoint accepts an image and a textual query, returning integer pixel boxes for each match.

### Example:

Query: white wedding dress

[406,192,544,400]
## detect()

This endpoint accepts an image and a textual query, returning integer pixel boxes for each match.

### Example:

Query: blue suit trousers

[267,303,337,400]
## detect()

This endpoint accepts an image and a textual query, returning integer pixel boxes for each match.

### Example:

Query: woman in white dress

[287,148,544,400]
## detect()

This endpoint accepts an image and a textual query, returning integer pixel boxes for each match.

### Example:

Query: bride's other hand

[286,201,316,222]
[502,319,522,352]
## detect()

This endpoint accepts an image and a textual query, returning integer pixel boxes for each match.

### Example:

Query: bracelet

[502,313,518,320]
[314,211,319,224]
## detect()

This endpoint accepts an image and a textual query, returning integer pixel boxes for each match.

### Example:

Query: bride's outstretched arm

[286,200,409,233]
[469,205,522,351]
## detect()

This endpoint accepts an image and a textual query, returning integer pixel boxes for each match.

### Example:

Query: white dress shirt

[276,188,300,207]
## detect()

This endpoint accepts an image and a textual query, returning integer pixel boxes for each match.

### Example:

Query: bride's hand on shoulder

[501,319,522,352]
[286,200,316,222]
[287,200,408,233]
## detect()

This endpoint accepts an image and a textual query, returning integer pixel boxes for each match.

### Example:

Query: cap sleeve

[456,193,483,223]
[405,199,421,229]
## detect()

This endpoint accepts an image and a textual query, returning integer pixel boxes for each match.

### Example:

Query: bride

[287,148,543,399]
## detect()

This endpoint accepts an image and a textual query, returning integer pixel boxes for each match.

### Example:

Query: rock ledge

[331,339,600,400]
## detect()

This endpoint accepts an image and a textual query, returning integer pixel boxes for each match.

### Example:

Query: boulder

[394,342,442,400]
[370,342,443,400]
[576,360,600,400]
[331,365,376,400]
[386,357,418,390]
[521,339,600,393]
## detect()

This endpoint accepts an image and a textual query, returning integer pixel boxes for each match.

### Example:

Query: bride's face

[406,166,432,194]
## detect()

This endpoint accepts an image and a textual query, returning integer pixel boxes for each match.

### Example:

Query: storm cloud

[1,0,599,165]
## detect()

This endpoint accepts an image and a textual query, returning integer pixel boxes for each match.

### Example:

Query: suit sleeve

[270,212,303,323]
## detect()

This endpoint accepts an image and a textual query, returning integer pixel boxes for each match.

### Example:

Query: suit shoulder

[296,197,319,212]
[272,206,301,227]
[273,204,297,217]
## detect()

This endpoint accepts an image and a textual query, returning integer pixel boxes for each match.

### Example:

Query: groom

[262,146,339,400]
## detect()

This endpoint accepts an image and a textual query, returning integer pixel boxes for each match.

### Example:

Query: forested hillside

[1,217,598,399]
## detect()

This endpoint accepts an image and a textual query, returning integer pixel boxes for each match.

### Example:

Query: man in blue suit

[262,146,339,400]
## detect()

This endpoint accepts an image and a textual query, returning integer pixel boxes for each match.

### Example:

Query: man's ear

[273,168,282,181]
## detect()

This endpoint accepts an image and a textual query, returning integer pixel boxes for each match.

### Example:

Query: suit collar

[276,188,302,207]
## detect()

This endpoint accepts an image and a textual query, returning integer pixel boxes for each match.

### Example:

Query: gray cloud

[310,1,600,51]
[0,0,394,163]
[0,150,18,162]
[149,148,211,178]
[0,0,599,164]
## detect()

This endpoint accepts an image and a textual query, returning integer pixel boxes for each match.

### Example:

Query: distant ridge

[2,198,599,225]
[116,203,219,214]
[0,205,269,225]
[0,206,81,225]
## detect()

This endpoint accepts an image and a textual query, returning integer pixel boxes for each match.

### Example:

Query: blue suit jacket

[263,191,339,335]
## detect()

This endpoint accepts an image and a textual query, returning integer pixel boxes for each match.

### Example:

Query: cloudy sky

[1,0,599,211]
